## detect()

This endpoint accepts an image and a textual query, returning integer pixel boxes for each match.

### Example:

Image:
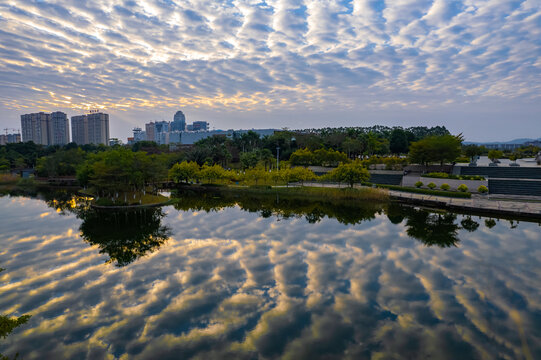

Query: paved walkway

[387,190,541,218]
[296,182,541,219]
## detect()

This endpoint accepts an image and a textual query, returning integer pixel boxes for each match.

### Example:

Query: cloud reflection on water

[0,195,540,359]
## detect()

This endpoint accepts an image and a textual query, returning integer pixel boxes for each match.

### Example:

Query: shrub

[458,184,468,192]
[16,177,36,187]
[427,182,436,189]
[478,185,488,194]
[440,183,450,191]
[421,173,485,181]
[376,184,471,198]
[414,181,423,188]
[424,172,449,179]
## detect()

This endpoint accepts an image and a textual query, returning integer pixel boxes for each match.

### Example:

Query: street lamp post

[276,146,280,170]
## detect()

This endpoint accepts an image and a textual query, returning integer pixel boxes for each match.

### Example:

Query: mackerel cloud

[0,0,539,115]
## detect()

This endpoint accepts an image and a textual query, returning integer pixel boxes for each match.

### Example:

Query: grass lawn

[187,183,390,202]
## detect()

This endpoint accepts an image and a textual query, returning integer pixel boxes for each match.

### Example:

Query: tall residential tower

[71,112,110,145]
[20,111,69,146]
[49,111,70,145]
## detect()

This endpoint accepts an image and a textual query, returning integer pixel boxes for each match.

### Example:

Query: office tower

[145,121,169,143]
[132,127,147,142]
[171,111,186,131]
[192,121,209,131]
[71,112,110,145]
[20,112,50,145]
[49,111,70,145]
[145,122,155,142]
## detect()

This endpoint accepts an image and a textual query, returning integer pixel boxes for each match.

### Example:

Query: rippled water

[0,190,540,359]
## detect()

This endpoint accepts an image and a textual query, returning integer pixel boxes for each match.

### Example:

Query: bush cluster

[377,184,472,198]
[422,172,485,181]
[169,161,370,188]
[478,185,488,194]
[457,184,469,192]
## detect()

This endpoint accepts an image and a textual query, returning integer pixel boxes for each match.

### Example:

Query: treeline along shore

[1,126,540,208]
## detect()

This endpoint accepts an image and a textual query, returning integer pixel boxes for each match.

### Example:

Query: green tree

[289,167,316,185]
[36,148,86,177]
[463,144,481,163]
[290,148,313,166]
[409,135,462,166]
[389,128,409,155]
[200,164,225,183]
[342,138,365,159]
[313,148,348,166]
[169,161,200,184]
[240,151,259,169]
[508,151,521,165]
[488,150,504,163]
[243,167,269,185]
[324,162,370,187]
[259,148,274,170]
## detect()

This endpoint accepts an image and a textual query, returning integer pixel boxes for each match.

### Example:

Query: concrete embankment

[298,182,541,219]
[388,190,541,220]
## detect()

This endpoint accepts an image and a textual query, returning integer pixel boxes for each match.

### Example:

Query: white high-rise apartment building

[71,112,110,145]
[49,111,70,145]
[20,111,69,146]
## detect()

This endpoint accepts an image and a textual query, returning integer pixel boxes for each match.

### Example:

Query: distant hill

[464,138,541,145]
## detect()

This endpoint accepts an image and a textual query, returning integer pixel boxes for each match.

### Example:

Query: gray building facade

[21,112,50,145]
[71,112,110,145]
[49,111,70,145]
[21,111,69,146]
[171,111,186,131]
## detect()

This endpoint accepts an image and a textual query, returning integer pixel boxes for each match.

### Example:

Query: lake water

[1,189,540,359]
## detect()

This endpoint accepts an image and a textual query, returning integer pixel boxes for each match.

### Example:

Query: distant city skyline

[4,105,539,143]
[0,1,539,142]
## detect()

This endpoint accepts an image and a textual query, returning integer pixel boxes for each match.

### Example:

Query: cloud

[0,0,539,139]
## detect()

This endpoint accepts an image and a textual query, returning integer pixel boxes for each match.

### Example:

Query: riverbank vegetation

[377,184,472,198]
[421,172,485,181]
[2,126,540,206]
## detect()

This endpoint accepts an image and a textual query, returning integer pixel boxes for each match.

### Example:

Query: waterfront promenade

[299,182,541,219]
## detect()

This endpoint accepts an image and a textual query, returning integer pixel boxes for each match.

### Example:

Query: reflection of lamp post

[276,146,280,169]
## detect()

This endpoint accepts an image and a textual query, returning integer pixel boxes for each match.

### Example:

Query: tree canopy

[324,162,370,187]
[408,135,463,166]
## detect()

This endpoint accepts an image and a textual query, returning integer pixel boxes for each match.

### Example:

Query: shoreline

[2,182,541,220]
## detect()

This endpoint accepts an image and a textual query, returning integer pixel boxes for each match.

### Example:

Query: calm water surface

[0,190,540,359]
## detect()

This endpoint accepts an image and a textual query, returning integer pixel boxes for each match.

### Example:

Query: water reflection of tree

[0,268,31,360]
[78,208,171,267]
[172,189,382,225]
[485,218,497,229]
[402,207,461,247]
[460,216,480,232]
[386,202,406,224]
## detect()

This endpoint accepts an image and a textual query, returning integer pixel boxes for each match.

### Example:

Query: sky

[0,0,539,142]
